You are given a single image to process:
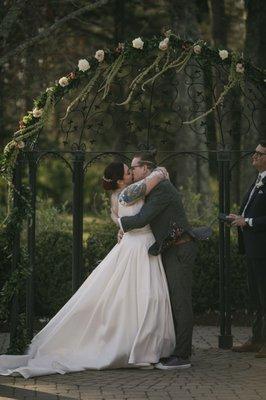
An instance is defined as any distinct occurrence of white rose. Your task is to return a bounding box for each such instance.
[32,107,43,118]
[159,38,169,51]
[16,141,25,149]
[132,37,144,50]
[78,59,90,72]
[219,49,229,60]
[236,63,244,74]
[95,50,105,62]
[193,45,202,55]
[59,77,69,87]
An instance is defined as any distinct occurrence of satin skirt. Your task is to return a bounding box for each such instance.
[0,226,175,378]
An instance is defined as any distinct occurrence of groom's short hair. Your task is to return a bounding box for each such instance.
[133,151,157,170]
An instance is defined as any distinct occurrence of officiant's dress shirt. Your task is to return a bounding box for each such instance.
[242,170,266,226]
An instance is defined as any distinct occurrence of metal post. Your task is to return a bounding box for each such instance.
[224,157,232,342]
[10,154,22,347]
[26,152,37,339]
[72,151,85,292]
[217,147,233,349]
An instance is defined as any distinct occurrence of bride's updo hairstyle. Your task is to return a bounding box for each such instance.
[102,161,124,191]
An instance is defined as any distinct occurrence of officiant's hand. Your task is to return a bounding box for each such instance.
[117,229,124,243]
[229,214,247,228]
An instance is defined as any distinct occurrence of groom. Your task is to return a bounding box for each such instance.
[118,151,197,369]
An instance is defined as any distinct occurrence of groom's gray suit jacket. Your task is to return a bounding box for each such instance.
[121,179,196,359]
[120,180,191,255]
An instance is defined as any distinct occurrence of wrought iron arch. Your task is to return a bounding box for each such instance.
[9,35,266,351]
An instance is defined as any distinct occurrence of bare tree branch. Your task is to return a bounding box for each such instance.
[0,0,109,67]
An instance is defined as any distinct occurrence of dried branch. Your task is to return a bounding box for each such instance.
[0,0,109,67]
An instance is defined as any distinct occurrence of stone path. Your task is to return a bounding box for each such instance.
[0,326,265,400]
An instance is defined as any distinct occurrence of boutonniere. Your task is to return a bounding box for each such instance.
[255,181,264,189]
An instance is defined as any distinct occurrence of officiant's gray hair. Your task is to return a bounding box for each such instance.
[133,150,157,170]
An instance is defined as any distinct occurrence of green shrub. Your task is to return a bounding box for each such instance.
[84,218,117,274]
[0,229,11,287]
[34,230,73,317]
[193,232,248,313]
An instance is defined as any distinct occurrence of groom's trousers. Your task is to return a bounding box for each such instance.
[162,241,197,359]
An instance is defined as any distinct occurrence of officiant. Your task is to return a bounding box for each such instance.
[229,142,266,358]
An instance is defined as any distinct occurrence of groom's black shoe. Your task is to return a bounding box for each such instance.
[155,356,191,370]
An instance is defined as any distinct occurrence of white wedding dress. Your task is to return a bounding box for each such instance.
[0,197,175,378]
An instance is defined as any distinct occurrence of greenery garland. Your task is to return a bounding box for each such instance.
[0,30,265,353]
[1,31,265,178]
[0,184,32,353]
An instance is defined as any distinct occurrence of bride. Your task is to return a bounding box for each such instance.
[0,161,175,378]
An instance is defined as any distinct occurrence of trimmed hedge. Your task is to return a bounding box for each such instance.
[34,230,73,317]
[193,235,248,313]
[0,231,11,287]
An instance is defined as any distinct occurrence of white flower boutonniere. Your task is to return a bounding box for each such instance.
[255,181,264,189]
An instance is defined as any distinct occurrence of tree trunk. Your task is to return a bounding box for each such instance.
[207,0,228,177]
[168,0,201,189]
[113,0,127,152]
[208,0,227,47]
[245,0,266,142]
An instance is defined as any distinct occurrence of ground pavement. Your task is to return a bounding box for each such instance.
[0,326,265,400]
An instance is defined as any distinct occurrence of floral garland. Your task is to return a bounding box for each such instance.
[0,184,32,353]
[1,30,265,180]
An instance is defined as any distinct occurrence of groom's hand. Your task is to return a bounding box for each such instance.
[117,229,124,243]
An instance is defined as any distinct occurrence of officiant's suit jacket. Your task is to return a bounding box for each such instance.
[120,180,191,255]
[238,176,266,258]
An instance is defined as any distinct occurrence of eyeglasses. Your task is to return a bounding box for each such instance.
[130,164,143,171]
[130,160,155,171]
[253,151,266,158]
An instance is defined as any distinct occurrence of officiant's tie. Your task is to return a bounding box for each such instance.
[242,173,262,217]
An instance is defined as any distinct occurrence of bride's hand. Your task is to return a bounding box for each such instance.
[157,167,169,180]
[117,229,124,243]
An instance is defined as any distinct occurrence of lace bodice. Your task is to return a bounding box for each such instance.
[111,190,151,234]
[110,189,144,224]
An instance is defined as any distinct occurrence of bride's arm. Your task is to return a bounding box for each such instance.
[119,167,169,206]
[110,192,120,226]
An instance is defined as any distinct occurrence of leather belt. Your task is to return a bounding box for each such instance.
[174,233,194,246]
